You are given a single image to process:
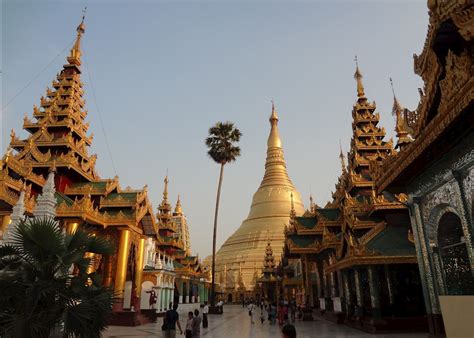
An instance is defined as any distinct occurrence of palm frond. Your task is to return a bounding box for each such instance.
[205,121,242,164]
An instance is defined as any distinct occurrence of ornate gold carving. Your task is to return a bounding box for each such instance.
[439,50,472,114]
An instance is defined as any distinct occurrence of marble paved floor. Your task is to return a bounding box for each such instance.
[103,304,428,338]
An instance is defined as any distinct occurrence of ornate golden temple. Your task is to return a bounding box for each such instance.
[213,103,304,298]
[0,18,210,326]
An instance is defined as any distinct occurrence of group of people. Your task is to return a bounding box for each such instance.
[162,302,209,338]
[245,299,297,337]
[246,298,298,326]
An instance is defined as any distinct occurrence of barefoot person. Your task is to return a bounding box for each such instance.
[162,303,183,338]
[202,301,209,328]
[192,309,202,338]
[247,299,256,324]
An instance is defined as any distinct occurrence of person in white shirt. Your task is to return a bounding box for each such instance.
[202,301,209,328]
[247,300,256,324]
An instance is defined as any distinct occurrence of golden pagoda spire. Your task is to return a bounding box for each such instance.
[390,78,413,149]
[163,175,169,203]
[354,56,366,100]
[339,141,347,175]
[268,100,281,148]
[290,192,296,218]
[174,194,183,215]
[259,101,293,188]
[67,8,86,67]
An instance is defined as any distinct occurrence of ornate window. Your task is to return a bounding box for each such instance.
[437,212,473,295]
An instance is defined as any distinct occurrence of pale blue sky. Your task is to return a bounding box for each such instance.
[1,0,428,258]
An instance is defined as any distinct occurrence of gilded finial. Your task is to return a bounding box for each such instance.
[67,8,86,66]
[339,140,347,174]
[309,194,315,213]
[267,100,282,148]
[390,77,413,149]
[174,194,183,215]
[354,55,366,99]
[390,77,403,116]
[163,175,169,202]
[269,99,278,125]
[290,192,296,218]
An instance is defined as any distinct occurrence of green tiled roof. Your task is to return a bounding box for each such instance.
[295,216,317,229]
[173,261,185,268]
[317,208,340,221]
[288,234,318,248]
[103,192,138,201]
[366,226,415,256]
[55,192,74,206]
[106,209,135,216]
[70,181,108,189]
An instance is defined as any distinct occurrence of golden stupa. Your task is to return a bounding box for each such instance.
[214,103,304,291]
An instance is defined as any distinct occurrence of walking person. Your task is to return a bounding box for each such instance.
[192,309,202,338]
[162,303,183,338]
[202,301,209,328]
[247,300,256,324]
[270,303,277,325]
[185,311,194,338]
[290,299,296,323]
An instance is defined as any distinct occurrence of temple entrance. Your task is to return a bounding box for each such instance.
[227,293,233,303]
[437,212,473,295]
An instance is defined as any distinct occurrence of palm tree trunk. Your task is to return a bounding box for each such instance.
[210,163,225,307]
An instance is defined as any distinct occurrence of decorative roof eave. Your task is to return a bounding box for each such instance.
[368,202,406,216]
[22,120,93,146]
[295,227,323,235]
[325,255,417,273]
[376,81,474,192]
[0,184,36,213]
[286,238,321,254]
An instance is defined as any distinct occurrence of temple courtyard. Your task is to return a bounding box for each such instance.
[103,305,428,338]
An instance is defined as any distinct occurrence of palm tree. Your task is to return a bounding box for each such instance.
[0,217,115,338]
[205,121,242,307]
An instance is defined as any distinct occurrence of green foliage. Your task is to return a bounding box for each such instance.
[205,121,242,165]
[0,217,116,338]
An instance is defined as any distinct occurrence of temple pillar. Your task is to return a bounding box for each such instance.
[452,170,474,266]
[113,229,130,310]
[199,283,204,303]
[409,197,443,335]
[66,221,79,234]
[384,265,394,307]
[160,287,165,311]
[156,287,162,311]
[133,238,145,310]
[342,270,352,316]
[163,287,168,310]
[354,268,363,318]
[337,270,345,313]
[367,266,381,320]
[178,280,183,303]
[103,254,113,287]
[185,281,189,303]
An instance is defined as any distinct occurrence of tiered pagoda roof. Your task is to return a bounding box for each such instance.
[283,62,416,274]
[155,176,205,278]
[0,19,156,234]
